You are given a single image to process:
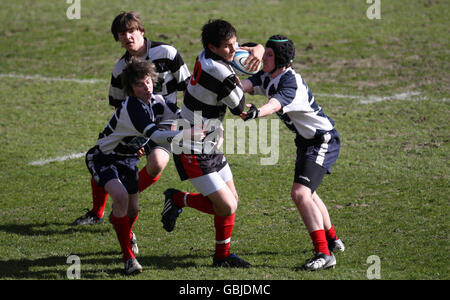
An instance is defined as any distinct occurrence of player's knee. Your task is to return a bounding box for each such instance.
[224,203,237,216]
[291,187,310,206]
[232,192,239,203]
[215,201,237,216]
[145,163,165,178]
[230,201,238,214]
[145,155,168,177]
[146,151,169,177]
[111,192,129,217]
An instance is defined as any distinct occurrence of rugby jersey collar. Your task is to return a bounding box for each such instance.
[204,48,233,65]
[143,38,151,60]
[123,38,151,61]
[129,95,155,106]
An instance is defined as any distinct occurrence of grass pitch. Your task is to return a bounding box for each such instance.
[0,0,448,280]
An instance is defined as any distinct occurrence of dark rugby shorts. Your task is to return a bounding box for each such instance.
[294,130,340,192]
[173,153,228,181]
[85,146,140,194]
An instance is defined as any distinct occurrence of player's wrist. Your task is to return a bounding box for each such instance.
[244,103,259,121]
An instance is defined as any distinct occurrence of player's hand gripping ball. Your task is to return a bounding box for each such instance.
[232,49,262,76]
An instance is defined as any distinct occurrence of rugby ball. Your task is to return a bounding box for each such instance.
[232,49,262,76]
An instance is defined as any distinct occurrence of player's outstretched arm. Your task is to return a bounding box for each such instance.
[240,98,282,121]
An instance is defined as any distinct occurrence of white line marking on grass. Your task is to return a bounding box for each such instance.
[12,72,427,167]
[29,152,86,166]
[359,92,422,104]
[316,91,423,104]
[0,73,108,84]
[3,72,444,104]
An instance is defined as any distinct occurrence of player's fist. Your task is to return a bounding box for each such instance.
[241,103,259,121]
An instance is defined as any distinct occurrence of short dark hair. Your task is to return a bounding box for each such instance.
[121,58,158,96]
[111,11,145,41]
[201,19,236,49]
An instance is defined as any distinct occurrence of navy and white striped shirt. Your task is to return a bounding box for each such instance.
[97,95,178,156]
[249,67,336,143]
[109,38,190,108]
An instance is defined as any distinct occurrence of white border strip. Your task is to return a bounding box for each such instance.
[29,152,86,166]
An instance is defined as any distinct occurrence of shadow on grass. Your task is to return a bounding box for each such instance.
[0,221,110,236]
[0,252,119,279]
[0,221,314,279]
[0,252,214,279]
[0,250,305,279]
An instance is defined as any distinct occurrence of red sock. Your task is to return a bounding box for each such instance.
[111,215,134,262]
[173,192,215,215]
[325,225,338,242]
[214,213,235,260]
[138,168,161,193]
[129,212,139,239]
[310,229,330,256]
[90,178,108,218]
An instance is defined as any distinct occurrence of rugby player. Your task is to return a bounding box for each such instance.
[74,11,190,226]
[240,35,345,271]
[85,58,201,274]
[160,19,264,268]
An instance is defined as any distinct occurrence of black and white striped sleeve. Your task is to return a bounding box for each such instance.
[108,58,128,108]
[220,75,245,115]
[168,51,190,91]
[108,73,126,108]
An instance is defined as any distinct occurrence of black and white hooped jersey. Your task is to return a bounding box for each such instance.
[178,48,245,153]
[248,67,336,143]
[108,38,191,108]
[181,48,245,125]
[96,95,178,156]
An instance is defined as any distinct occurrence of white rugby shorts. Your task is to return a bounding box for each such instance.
[188,163,233,196]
